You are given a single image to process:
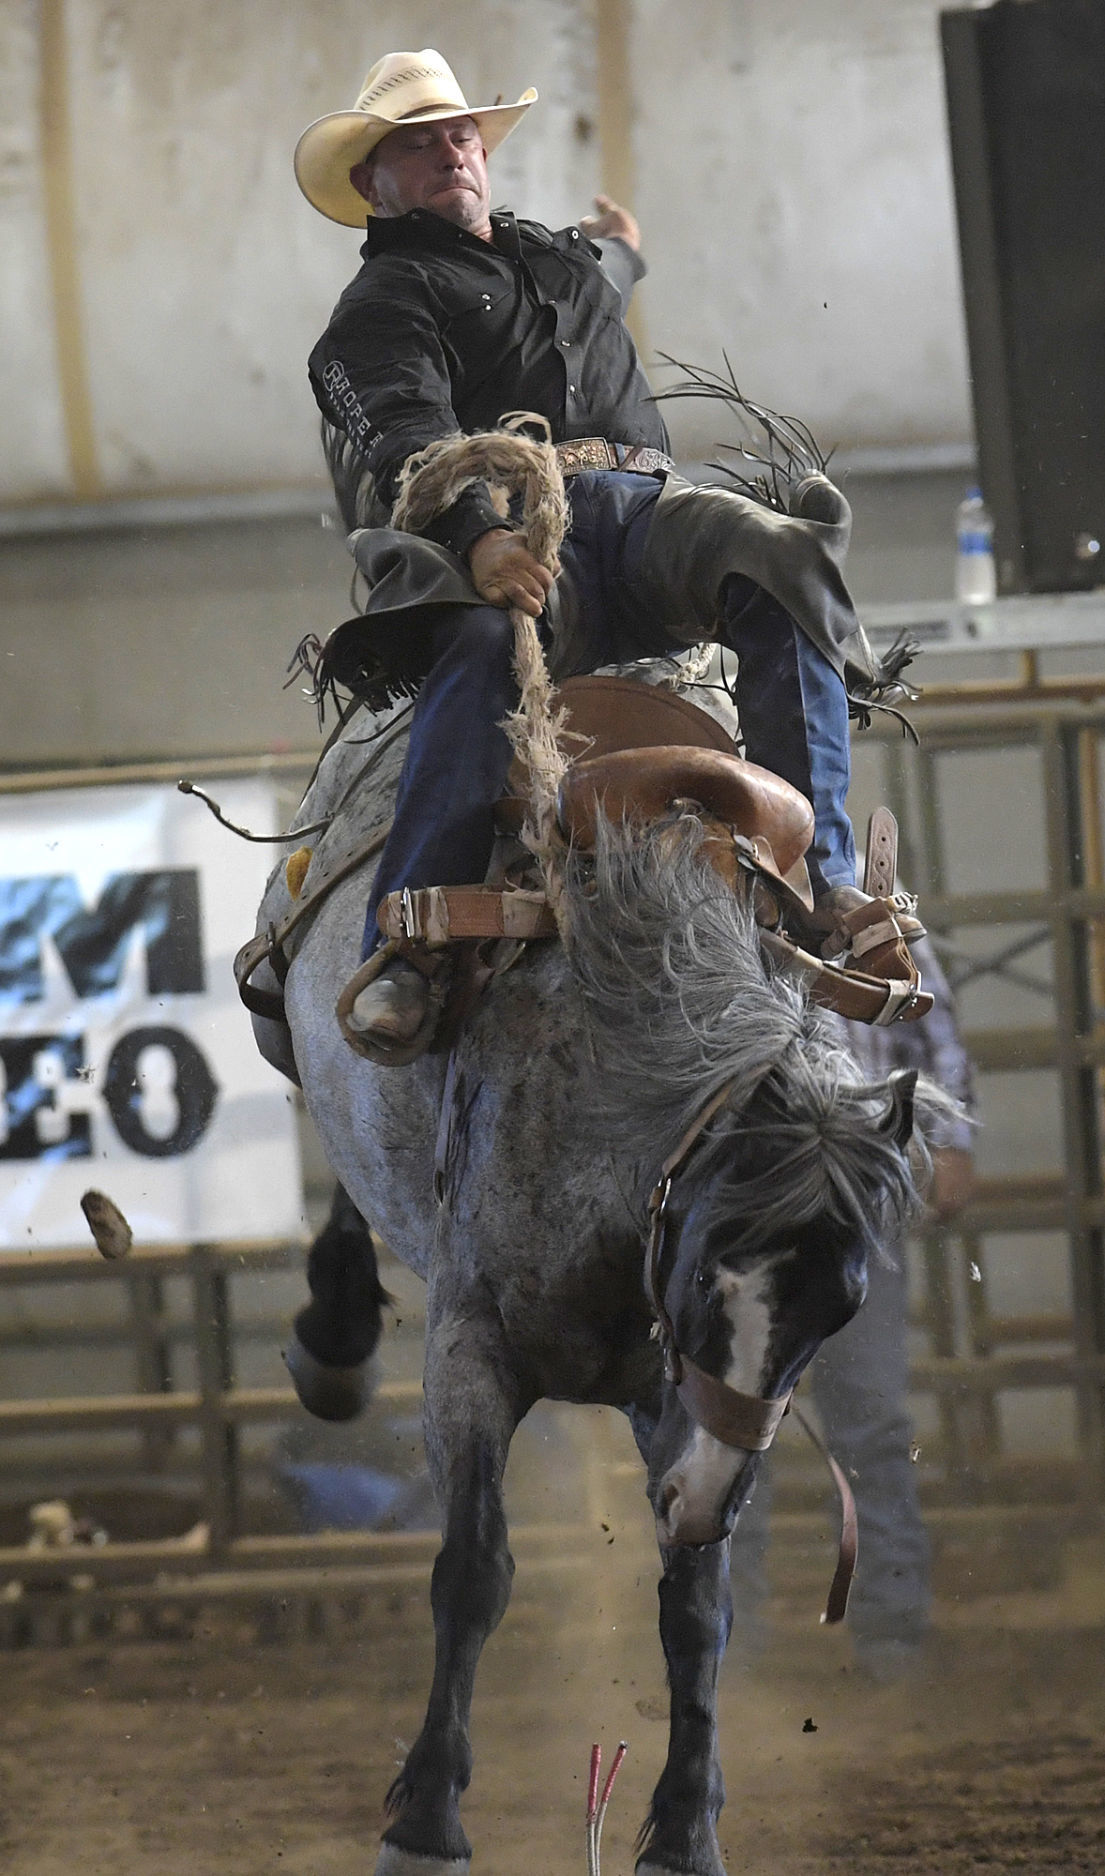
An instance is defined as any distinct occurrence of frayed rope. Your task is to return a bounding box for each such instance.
[390,416,572,925]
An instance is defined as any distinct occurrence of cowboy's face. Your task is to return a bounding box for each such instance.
[352,116,491,233]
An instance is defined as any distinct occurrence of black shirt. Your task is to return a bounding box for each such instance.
[308,208,669,556]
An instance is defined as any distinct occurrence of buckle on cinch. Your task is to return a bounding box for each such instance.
[399,887,418,941]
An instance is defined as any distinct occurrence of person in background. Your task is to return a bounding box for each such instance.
[729,934,976,1681]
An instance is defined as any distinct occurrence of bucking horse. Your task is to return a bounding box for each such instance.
[234,422,952,1876]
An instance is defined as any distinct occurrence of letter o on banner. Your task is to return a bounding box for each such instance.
[103,1025,219,1158]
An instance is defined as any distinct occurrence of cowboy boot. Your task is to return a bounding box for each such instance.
[721,575,926,986]
[810,806,925,983]
[351,957,429,1035]
[336,952,441,1066]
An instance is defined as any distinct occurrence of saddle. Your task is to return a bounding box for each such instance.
[372,675,931,1028]
[237,674,929,1052]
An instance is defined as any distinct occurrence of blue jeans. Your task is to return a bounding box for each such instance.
[362,472,856,957]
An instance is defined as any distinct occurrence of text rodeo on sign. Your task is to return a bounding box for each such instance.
[0,869,218,1163]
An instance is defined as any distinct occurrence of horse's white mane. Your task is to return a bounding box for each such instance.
[561,813,955,1248]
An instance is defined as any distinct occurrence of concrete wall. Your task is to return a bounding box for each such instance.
[2,0,972,508]
[632,0,971,455]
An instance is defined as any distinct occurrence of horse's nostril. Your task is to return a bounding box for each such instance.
[657,1479,682,1523]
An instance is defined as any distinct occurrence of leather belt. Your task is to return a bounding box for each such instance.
[555,438,674,478]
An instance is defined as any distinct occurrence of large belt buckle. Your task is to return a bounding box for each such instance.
[556,437,615,476]
[621,446,669,476]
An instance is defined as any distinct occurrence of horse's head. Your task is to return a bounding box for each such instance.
[647,1065,921,1549]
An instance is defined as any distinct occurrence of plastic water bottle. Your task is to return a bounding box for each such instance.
[955,485,997,603]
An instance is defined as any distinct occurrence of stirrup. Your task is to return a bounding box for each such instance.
[335,942,449,1067]
[760,928,933,1026]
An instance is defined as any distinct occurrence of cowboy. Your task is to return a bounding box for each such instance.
[294,49,922,1059]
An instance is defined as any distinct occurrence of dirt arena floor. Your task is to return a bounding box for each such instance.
[4,1522,1105,1876]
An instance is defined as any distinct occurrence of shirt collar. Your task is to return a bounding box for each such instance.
[360,207,521,261]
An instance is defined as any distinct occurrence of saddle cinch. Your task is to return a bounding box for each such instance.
[372,675,932,1028]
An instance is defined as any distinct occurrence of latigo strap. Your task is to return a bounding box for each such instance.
[376,884,558,947]
[864,802,899,898]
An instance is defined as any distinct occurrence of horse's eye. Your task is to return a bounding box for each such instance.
[695,1267,712,1291]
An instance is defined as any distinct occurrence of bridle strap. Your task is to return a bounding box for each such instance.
[675,1357,791,1452]
[644,1081,734,1330]
[657,1080,737,1188]
[644,1079,794,1451]
[792,1403,858,1626]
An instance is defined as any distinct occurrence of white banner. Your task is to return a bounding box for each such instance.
[0,777,305,1251]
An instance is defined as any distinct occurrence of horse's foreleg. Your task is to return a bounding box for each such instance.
[378,1308,526,1876]
[637,1539,733,1876]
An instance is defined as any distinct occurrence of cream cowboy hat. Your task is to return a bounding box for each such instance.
[295,49,538,227]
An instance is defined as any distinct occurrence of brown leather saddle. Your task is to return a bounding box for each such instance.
[238,673,930,1039]
[377,674,931,1027]
[547,677,816,911]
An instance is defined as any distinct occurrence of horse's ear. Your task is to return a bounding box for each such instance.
[880,1067,918,1149]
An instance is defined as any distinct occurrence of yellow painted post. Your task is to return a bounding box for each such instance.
[39,0,101,500]
[1077,726,1105,1073]
[595,0,650,361]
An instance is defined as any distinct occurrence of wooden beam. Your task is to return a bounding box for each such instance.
[39,0,101,497]
[0,750,317,798]
[595,0,650,359]
[0,1380,419,1436]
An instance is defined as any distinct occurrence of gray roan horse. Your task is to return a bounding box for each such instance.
[247,692,947,1876]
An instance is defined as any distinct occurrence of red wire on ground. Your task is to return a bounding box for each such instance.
[586,1738,629,1876]
[586,1744,602,1876]
[599,1741,627,1811]
[587,1743,602,1824]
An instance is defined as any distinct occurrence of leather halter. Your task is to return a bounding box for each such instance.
[643,1081,858,1624]
[644,1082,793,1453]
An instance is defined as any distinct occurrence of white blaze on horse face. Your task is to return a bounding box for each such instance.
[715,1260,778,1395]
[655,1261,777,1547]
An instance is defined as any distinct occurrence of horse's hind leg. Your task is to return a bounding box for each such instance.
[377,1298,526,1876]
[637,1539,733,1876]
[284,1183,388,1421]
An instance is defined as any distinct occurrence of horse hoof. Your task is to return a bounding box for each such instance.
[637,1866,722,1876]
[283,1333,375,1421]
[374,1850,470,1876]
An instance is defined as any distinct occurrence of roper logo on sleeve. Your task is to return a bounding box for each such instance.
[321,359,378,449]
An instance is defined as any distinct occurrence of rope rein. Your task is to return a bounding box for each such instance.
[390,418,572,922]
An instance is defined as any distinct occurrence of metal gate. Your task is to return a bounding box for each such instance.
[2,691,1105,1631]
